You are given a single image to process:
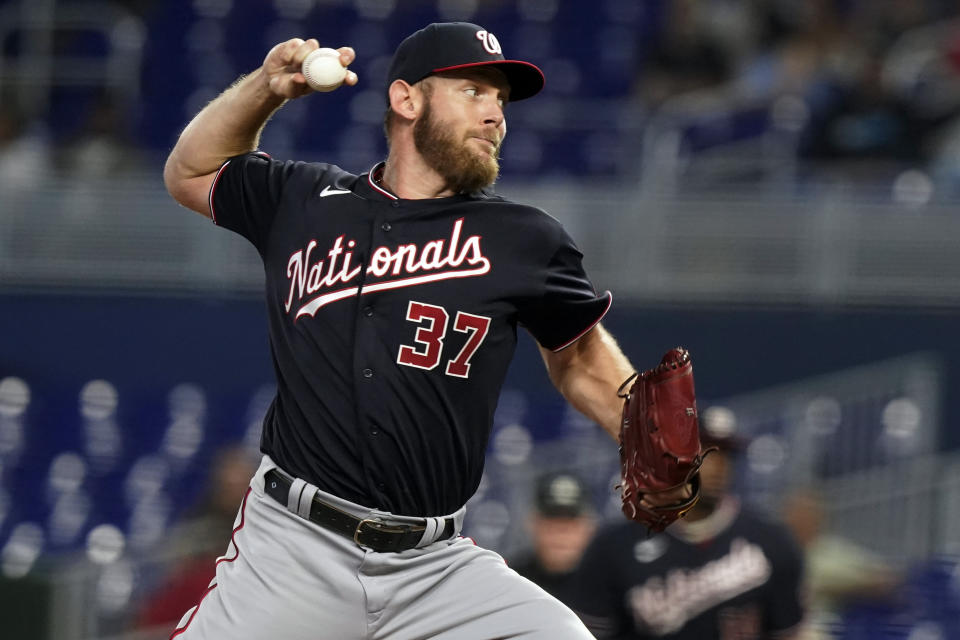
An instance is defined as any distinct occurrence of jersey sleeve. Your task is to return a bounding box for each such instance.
[518,233,612,352]
[208,151,294,254]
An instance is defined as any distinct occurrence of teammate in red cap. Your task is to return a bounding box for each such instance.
[163,22,692,639]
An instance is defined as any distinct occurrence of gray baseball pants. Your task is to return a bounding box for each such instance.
[170,455,593,639]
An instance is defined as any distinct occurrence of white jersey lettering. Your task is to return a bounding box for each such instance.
[286,219,491,319]
[626,538,773,635]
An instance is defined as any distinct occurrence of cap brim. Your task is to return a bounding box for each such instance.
[538,506,588,518]
[432,60,545,101]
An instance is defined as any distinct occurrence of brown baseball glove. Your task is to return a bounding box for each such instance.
[617,347,714,533]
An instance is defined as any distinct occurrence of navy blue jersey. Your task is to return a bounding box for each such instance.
[511,556,582,607]
[571,499,804,639]
[209,152,611,516]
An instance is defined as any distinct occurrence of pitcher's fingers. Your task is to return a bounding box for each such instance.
[337,46,356,66]
[344,70,359,86]
[291,38,320,66]
[278,38,306,64]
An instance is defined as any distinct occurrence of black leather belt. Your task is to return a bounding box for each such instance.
[263,469,455,553]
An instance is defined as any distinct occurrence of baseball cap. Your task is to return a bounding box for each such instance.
[533,471,592,518]
[386,22,545,102]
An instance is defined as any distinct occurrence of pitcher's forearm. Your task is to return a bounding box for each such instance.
[563,376,624,441]
[165,68,286,182]
[540,325,634,441]
[164,39,355,215]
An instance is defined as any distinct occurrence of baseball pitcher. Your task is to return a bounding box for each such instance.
[162,22,702,640]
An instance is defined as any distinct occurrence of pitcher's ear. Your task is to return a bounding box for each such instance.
[388,79,421,122]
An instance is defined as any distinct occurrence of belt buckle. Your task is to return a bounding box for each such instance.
[353,518,401,546]
[353,518,422,550]
[354,518,378,545]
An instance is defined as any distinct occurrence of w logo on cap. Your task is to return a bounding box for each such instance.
[475,30,502,55]
[387,22,544,101]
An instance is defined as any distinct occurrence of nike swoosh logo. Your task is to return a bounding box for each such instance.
[319,185,352,198]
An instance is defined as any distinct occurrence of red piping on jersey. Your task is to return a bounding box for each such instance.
[368,163,398,200]
[208,160,232,223]
[215,486,251,566]
[552,291,613,352]
[169,487,252,638]
[168,584,217,640]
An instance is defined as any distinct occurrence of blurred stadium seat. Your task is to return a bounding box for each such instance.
[1,0,669,177]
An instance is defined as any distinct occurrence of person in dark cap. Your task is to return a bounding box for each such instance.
[571,407,806,639]
[162,19,694,640]
[511,471,598,605]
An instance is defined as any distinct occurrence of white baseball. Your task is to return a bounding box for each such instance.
[302,47,347,92]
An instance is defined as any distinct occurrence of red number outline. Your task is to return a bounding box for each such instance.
[445,312,492,378]
[396,301,449,370]
[396,302,492,378]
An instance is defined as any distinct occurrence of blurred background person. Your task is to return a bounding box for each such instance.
[133,445,257,637]
[637,0,734,107]
[510,470,598,607]
[0,101,51,190]
[782,488,902,640]
[58,89,144,179]
[570,409,804,639]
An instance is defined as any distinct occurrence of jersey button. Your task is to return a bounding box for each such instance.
[391,201,399,208]
[381,222,392,231]
[362,368,373,378]
[363,306,374,317]
[370,427,379,436]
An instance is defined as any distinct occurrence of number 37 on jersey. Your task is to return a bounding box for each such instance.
[396,300,491,379]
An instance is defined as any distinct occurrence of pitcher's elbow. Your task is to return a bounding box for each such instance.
[163,156,189,206]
